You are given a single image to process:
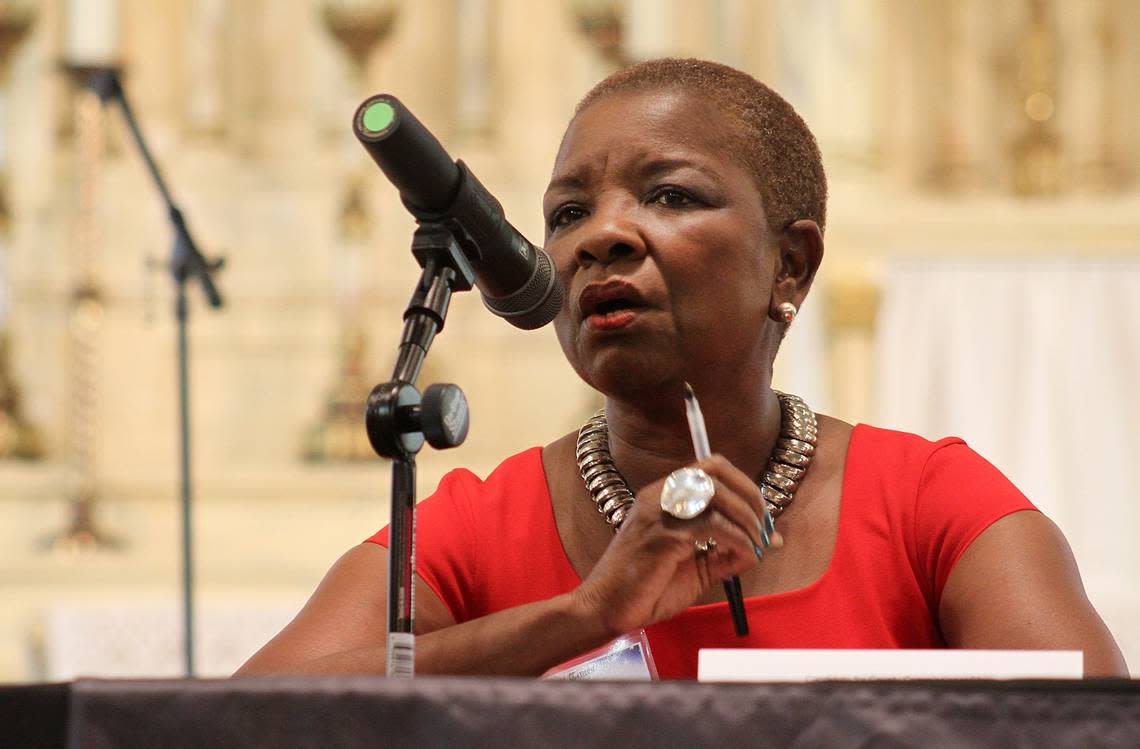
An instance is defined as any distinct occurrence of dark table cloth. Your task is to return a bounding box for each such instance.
[2,676,1137,748]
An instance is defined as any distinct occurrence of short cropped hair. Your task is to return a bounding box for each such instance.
[576,58,827,234]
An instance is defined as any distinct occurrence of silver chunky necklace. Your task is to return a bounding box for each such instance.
[575,392,817,532]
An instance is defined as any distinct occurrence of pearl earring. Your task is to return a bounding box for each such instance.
[776,302,798,323]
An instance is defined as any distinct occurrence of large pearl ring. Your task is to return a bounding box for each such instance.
[660,467,715,520]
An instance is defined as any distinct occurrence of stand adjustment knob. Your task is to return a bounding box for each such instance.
[420,383,469,449]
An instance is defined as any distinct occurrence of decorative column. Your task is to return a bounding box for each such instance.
[907,1,976,192]
[711,0,749,70]
[622,0,670,63]
[0,2,42,460]
[1058,0,1120,191]
[303,1,397,462]
[186,0,228,138]
[779,0,880,169]
[929,0,988,191]
[455,0,496,136]
[824,278,881,426]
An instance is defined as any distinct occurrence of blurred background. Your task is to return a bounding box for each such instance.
[0,0,1136,682]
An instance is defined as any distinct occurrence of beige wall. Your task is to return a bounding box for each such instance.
[0,0,1136,680]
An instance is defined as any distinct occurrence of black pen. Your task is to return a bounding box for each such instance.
[683,383,749,637]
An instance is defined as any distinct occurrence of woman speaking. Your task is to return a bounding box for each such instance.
[238,59,1126,679]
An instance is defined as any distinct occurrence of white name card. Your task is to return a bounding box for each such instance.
[698,649,1083,682]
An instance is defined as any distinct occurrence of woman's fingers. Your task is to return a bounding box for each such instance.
[672,455,771,555]
[692,509,762,575]
[705,478,767,557]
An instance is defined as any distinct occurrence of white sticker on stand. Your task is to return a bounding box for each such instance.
[387,632,415,678]
[544,630,658,681]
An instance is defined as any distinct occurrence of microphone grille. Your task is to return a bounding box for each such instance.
[481,250,565,330]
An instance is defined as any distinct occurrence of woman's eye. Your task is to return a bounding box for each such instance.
[548,205,586,230]
[650,188,694,207]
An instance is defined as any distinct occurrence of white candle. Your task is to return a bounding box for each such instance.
[65,0,119,65]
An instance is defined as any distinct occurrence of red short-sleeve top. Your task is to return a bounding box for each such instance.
[368,424,1037,679]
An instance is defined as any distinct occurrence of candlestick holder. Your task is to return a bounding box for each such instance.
[321,0,398,81]
[43,86,122,552]
[571,0,628,68]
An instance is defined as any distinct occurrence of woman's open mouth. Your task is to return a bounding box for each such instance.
[587,302,640,330]
[578,281,649,331]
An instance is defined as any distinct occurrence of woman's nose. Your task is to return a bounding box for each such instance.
[573,202,646,268]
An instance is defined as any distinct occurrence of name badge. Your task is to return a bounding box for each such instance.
[544,630,658,680]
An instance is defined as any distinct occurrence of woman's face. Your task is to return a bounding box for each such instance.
[543,88,781,397]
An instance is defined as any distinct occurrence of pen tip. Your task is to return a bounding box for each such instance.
[683,381,695,400]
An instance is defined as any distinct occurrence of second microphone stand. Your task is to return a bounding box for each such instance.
[85,68,224,677]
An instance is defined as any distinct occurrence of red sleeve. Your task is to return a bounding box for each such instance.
[914,441,1038,609]
[365,468,482,623]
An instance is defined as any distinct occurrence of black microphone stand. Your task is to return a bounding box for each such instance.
[365,224,474,677]
[83,68,224,677]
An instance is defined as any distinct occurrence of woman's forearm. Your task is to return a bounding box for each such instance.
[238,589,614,677]
[416,589,614,676]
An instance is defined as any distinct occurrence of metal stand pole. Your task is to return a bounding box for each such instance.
[385,458,416,675]
[176,282,195,676]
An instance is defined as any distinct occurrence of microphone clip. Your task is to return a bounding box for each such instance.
[410,223,476,293]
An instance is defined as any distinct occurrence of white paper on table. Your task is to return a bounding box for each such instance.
[698,649,1083,682]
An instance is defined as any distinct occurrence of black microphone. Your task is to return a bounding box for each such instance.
[352,94,564,330]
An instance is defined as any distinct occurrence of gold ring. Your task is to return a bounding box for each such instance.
[694,537,718,553]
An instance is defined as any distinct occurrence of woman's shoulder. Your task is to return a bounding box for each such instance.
[845,422,1028,495]
[843,422,974,483]
[369,447,548,545]
[851,422,966,454]
[434,445,547,501]
[836,421,1036,608]
[804,416,966,489]
[839,420,1035,528]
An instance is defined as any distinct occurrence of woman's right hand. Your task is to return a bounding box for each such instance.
[572,454,777,637]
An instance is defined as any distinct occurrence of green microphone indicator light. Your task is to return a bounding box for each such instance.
[360,100,396,135]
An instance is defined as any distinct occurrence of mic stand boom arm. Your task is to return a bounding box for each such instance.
[86,69,224,307]
[365,224,474,677]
